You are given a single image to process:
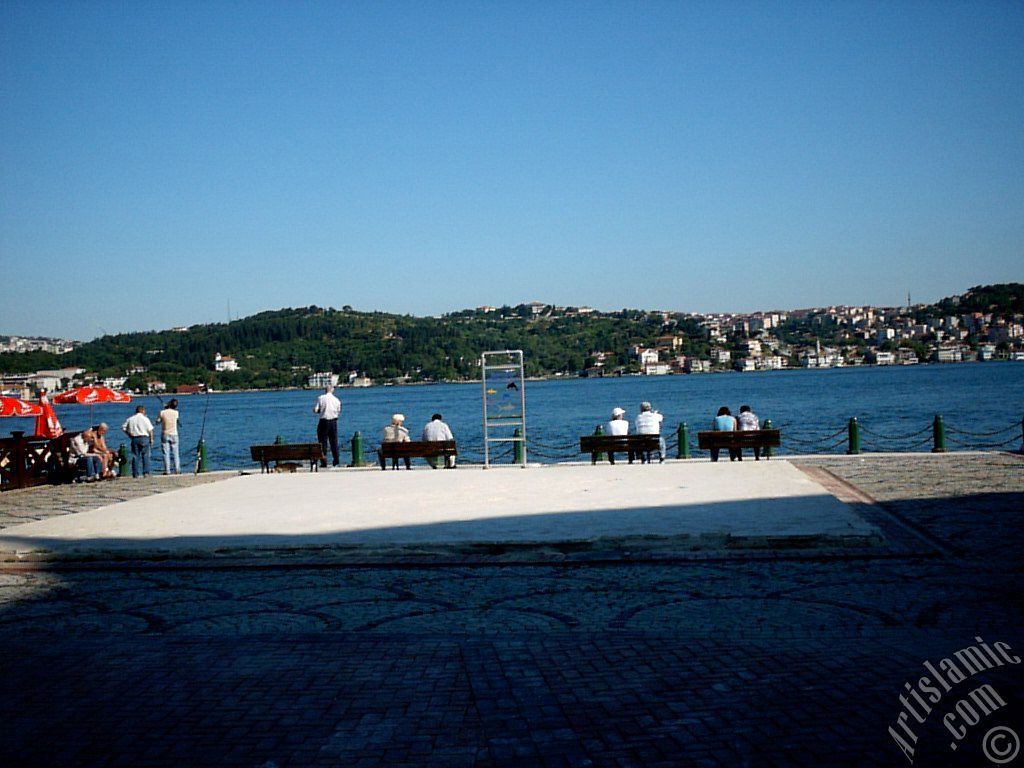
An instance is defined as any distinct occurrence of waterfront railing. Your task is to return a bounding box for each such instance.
[347,414,1024,466]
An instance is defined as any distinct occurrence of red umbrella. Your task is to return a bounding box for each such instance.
[54,386,132,405]
[0,396,43,418]
[34,393,64,438]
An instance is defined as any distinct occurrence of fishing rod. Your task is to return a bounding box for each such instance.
[193,383,211,474]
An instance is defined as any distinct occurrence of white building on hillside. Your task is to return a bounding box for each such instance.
[214,353,239,372]
[308,372,339,388]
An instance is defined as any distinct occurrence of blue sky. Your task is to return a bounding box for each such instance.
[2,1,1022,339]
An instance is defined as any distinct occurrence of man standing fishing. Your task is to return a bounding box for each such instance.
[313,384,342,467]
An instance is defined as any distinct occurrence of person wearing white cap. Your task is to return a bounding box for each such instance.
[380,413,411,469]
[603,407,630,464]
[607,407,629,436]
[634,401,665,463]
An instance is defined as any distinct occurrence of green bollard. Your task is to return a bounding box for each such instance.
[196,439,208,473]
[117,444,129,477]
[847,417,861,455]
[349,431,365,467]
[677,422,690,459]
[763,419,774,460]
[274,435,284,445]
[592,424,605,464]
[932,414,946,453]
[1020,415,1024,454]
[513,428,525,464]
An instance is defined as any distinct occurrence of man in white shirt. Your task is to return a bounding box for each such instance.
[313,385,342,467]
[422,413,456,468]
[70,428,103,481]
[121,406,155,478]
[604,407,629,464]
[606,407,629,436]
[634,401,665,464]
[737,404,761,461]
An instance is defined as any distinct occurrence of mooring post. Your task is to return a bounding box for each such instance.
[350,431,365,467]
[117,444,129,477]
[513,427,525,464]
[274,434,284,445]
[763,419,774,459]
[593,424,605,464]
[196,439,208,473]
[677,422,690,459]
[932,414,946,453]
[847,417,860,455]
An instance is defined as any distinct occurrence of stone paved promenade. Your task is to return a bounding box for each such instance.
[0,454,1021,767]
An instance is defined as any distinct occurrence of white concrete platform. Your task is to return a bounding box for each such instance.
[0,461,880,557]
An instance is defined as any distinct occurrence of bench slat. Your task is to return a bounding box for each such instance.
[379,441,457,459]
[696,430,781,449]
[579,435,661,451]
[249,443,324,473]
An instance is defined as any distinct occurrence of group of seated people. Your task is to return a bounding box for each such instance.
[380,412,456,469]
[604,401,667,464]
[711,405,762,461]
[68,423,118,481]
[603,401,764,463]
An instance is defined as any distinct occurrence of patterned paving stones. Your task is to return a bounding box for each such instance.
[0,454,1021,767]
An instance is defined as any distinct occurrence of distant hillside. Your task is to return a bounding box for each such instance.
[0,305,706,389]
[930,283,1024,315]
[2,283,1020,389]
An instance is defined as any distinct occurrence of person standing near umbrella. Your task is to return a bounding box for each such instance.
[156,399,181,474]
[122,405,155,478]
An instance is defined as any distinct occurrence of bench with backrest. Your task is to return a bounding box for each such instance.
[1,431,79,490]
[697,429,780,459]
[49,431,86,483]
[249,443,325,473]
[378,440,457,469]
[579,434,662,465]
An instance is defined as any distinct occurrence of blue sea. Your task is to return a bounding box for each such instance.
[6,363,1024,470]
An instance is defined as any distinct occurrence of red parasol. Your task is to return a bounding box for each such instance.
[0,396,44,418]
[54,387,133,405]
[34,393,64,438]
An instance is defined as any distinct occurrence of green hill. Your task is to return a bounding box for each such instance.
[0,305,706,390]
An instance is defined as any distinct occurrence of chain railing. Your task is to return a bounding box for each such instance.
[257,414,1023,473]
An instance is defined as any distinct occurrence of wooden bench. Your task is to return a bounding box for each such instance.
[697,429,780,460]
[1,431,77,490]
[249,443,324,473]
[378,440,458,469]
[579,434,662,464]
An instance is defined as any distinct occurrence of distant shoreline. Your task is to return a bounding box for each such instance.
[155,358,1020,397]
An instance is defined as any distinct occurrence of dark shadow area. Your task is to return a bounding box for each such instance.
[0,491,1020,767]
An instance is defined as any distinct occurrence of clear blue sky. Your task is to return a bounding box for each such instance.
[2,1,1022,339]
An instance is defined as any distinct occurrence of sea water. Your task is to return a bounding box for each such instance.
[6,363,1023,470]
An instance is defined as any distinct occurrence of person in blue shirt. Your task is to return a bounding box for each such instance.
[711,406,739,462]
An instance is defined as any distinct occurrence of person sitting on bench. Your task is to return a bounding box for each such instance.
[711,406,740,462]
[422,413,456,468]
[381,413,411,469]
[634,401,664,464]
[70,428,104,482]
[737,404,761,461]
